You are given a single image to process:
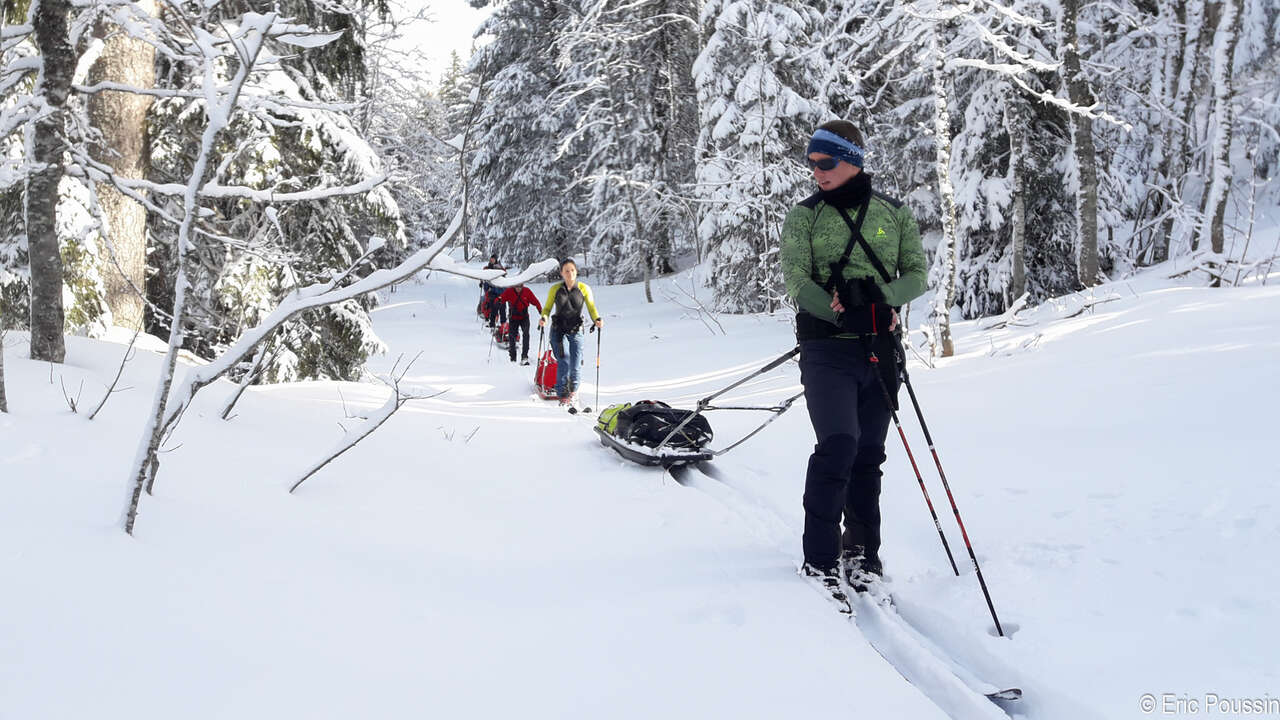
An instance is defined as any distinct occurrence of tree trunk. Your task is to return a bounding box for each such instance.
[26,0,74,363]
[930,6,959,357]
[1005,91,1027,302]
[1197,0,1242,270]
[1146,0,1179,265]
[1061,0,1100,288]
[0,334,7,413]
[88,0,157,331]
[1159,0,1206,260]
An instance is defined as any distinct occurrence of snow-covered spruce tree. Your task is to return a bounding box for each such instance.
[438,50,486,262]
[695,0,823,313]
[144,1,404,382]
[439,51,476,134]
[468,0,591,270]
[942,0,1081,317]
[555,0,698,298]
[1235,0,1280,209]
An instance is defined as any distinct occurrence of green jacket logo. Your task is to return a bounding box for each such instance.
[876,227,887,237]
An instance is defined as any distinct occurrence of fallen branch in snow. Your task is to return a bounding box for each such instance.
[987,332,1044,357]
[1061,294,1123,319]
[289,353,440,494]
[977,292,1032,330]
[87,329,139,421]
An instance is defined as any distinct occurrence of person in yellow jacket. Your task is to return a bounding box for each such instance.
[538,258,602,404]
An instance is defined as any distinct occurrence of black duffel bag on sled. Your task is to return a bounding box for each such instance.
[598,400,713,451]
[594,400,716,467]
[591,348,806,468]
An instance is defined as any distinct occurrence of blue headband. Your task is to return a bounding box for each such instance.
[806,128,864,168]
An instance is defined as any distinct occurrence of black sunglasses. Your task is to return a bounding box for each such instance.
[806,156,840,171]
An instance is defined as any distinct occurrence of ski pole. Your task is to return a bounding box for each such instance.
[896,342,1005,637]
[863,340,960,579]
[594,325,601,411]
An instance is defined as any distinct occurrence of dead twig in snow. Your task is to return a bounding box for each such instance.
[60,376,84,413]
[288,353,442,494]
[88,329,140,420]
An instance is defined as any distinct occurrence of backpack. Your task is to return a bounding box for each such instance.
[596,400,713,451]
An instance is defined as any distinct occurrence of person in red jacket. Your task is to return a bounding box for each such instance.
[497,282,543,364]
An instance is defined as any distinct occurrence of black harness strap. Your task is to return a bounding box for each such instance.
[822,200,871,292]
[835,204,895,285]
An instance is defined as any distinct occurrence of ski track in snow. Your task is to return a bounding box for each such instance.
[3,255,1279,719]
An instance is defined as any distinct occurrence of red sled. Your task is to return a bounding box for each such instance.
[534,350,558,399]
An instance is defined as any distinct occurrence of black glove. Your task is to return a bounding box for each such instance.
[856,277,886,304]
[833,275,885,307]
[837,303,895,335]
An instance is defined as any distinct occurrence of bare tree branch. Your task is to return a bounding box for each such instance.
[88,329,140,421]
[289,353,441,493]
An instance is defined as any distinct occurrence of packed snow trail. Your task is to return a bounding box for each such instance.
[3,262,1278,719]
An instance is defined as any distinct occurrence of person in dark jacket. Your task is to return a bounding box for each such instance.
[480,254,507,328]
[498,282,543,364]
[538,258,602,404]
[779,120,928,595]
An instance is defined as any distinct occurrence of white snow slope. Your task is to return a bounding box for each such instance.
[2,260,1278,719]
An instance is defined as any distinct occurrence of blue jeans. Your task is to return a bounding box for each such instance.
[549,327,583,396]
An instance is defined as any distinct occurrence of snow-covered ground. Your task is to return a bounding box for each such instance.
[3,257,1278,719]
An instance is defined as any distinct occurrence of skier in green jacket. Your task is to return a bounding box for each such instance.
[779,120,928,600]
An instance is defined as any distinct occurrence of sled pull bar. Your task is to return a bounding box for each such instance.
[709,390,805,457]
[654,346,801,456]
[692,346,800,411]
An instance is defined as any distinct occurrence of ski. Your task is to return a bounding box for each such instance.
[798,565,853,616]
[853,593,1023,705]
[687,461,1021,705]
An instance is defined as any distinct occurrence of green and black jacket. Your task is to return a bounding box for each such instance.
[779,172,928,337]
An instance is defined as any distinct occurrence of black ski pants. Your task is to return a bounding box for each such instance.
[486,289,506,327]
[799,337,897,569]
[508,315,531,360]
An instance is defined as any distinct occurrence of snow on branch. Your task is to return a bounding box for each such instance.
[977,292,1032,330]
[949,57,1132,129]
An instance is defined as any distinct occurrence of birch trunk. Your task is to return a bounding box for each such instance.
[0,334,7,413]
[124,18,274,535]
[88,0,157,331]
[1147,0,1178,264]
[1005,92,1027,302]
[1197,0,1242,267]
[26,0,74,363]
[1062,0,1100,288]
[1159,0,1207,260]
[930,5,959,357]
